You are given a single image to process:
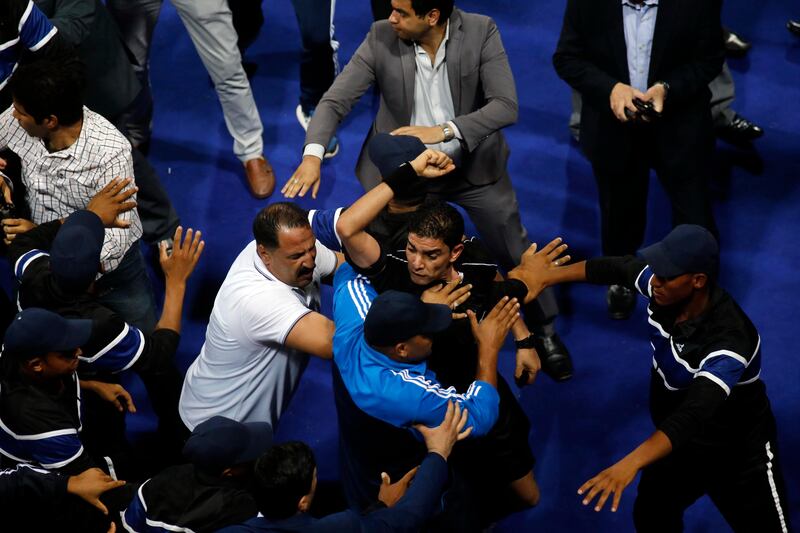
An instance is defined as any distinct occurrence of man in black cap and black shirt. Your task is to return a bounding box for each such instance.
[121,415,270,532]
[7,178,205,468]
[520,224,790,532]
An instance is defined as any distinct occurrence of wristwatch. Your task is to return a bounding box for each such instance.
[515,334,537,349]
[440,123,455,142]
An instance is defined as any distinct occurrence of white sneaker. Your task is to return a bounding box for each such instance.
[295,104,339,159]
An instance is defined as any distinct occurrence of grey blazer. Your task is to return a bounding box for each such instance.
[306,8,519,189]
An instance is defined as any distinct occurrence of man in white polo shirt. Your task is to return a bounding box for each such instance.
[179,202,341,430]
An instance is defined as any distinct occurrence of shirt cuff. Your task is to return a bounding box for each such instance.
[303,144,326,160]
[447,121,463,141]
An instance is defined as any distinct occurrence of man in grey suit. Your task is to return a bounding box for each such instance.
[283,0,573,381]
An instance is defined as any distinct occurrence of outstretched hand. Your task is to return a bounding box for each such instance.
[577,456,639,513]
[507,238,570,303]
[87,178,138,228]
[159,226,205,283]
[67,468,126,515]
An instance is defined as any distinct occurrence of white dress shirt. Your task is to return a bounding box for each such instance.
[304,22,462,164]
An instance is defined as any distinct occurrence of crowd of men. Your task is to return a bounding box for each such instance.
[0,0,792,532]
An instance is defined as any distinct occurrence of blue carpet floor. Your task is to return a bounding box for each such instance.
[126,0,800,530]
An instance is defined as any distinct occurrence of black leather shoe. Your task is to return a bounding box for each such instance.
[716,114,764,145]
[724,30,751,57]
[607,284,636,320]
[788,20,800,37]
[533,334,573,382]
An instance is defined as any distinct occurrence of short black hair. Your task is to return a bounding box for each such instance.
[411,0,454,25]
[253,442,316,520]
[252,202,310,249]
[9,59,87,126]
[407,200,464,250]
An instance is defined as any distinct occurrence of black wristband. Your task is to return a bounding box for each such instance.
[515,334,536,349]
[382,162,423,197]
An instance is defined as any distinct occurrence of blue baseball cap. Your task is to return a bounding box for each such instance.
[183,416,273,474]
[638,224,719,278]
[364,290,452,347]
[368,133,427,178]
[2,308,92,360]
[50,210,105,292]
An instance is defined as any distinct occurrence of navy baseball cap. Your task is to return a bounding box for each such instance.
[183,416,273,474]
[50,210,105,292]
[638,224,719,278]
[2,308,92,361]
[368,133,427,178]
[364,290,452,347]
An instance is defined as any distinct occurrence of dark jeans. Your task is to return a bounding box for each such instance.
[226,0,337,113]
[591,125,717,256]
[95,243,157,333]
[289,0,338,112]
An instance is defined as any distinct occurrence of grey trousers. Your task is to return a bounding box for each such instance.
[107,0,264,162]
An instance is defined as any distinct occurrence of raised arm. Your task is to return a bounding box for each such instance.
[336,150,454,268]
[155,226,204,333]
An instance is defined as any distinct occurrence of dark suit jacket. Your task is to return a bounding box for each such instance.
[553,0,724,166]
[35,0,140,120]
[306,8,518,189]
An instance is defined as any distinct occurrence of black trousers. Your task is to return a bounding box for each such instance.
[633,439,791,532]
[591,125,717,256]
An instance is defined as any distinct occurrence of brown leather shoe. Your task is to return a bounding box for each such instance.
[244,156,275,199]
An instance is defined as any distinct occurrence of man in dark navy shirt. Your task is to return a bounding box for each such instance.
[524,224,790,532]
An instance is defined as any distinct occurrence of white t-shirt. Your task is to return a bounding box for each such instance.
[179,239,337,430]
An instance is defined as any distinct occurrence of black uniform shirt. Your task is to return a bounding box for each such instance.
[586,256,775,450]
[9,220,180,376]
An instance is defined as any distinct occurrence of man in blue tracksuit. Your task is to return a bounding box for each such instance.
[330,260,522,527]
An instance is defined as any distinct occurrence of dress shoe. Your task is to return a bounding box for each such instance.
[716,114,764,145]
[533,333,573,382]
[724,30,751,57]
[607,284,636,320]
[244,156,276,199]
[788,20,800,37]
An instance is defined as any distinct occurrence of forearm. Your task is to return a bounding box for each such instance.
[336,184,394,240]
[155,280,187,333]
[620,430,672,472]
[544,261,587,287]
[475,345,498,387]
[506,260,587,303]
[511,319,531,342]
[657,377,727,450]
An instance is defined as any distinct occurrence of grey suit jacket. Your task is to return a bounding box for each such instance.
[306,8,518,189]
